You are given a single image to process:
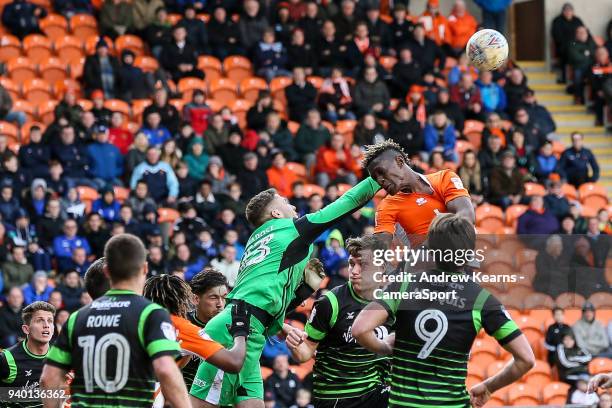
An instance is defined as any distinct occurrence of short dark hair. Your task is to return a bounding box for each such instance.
[104,234,147,282]
[84,257,110,299]
[362,139,409,170]
[245,188,277,227]
[189,267,229,295]
[346,235,386,258]
[22,301,56,325]
[427,214,475,271]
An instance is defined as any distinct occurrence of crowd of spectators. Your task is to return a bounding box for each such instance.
[0,0,609,406]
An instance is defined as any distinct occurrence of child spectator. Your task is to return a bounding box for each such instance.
[570,379,600,405]
[545,307,573,365]
[555,331,592,385]
[183,90,213,136]
[424,111,457,162]
[255,28,290,82]
[320,229,348,276]
[141,111,171,147]
[92,186,121,222]
[289,389,314,408]
[534,141,558,182]
[318,67,356,124]
[108,111,134,155]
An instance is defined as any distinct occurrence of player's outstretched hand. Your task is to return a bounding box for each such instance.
[229,300,251,338]
[588,373,612,392]
[285,327,307,350]
[469,382,491,408]
[304,258,325,290]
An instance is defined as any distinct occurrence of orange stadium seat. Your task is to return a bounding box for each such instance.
[76,99,93,112]
[475,204,505,232]
[470,339,499,367]
[524,359,552,385]
[0,34,22,62]
[158,207,180,224]
[69,58,85,82]
[229,98,253,128]
[166,13,182,25]
[113,186,130,203]
[588,292,612,309]
[208,78,238,106]
[13,100,36,123]
[54,78,82,98]
[22,78,52,105]
[523,293,555,310]
[23,34,52,64]
[303,183,325,198]
[496,235,523,255]
[306,76,323,89]
[507,383,541,406]
[504,204,527,227]
[240,77,267,103]
[104,99,131,118]
[36,100,59,124]
[379,55,397,72]
[85,35,113,55]
[287,120,300,134]
[561,183,578,201]
[482,248,515,273]
[551,140,565,158]
[336,120,356,145]
[590,357,612,375]
[76,185,99,202]
[178,77,207,101]
[555,292,585,309]
[7,57,37,82]
[0,121,19,142]
[39,56,68,83]
[578,182,609,209]
[134,56,159,73]
[463,120,485,149]
[53,35,84,63]
[524,182,546,196]
[269,76,292,104]
[0,77,20,100]
[223,55,253,83]
[467,361,487,381]
[131,99,152,122]
[204,99,222,112]
[542,382,570,405]
[168,99,185,113]
[115,34,144,56]
[197,55,222,82]
[70,14,98,38]
[261,366,273,380]
[40,14,68,39]
[486,360,508,378]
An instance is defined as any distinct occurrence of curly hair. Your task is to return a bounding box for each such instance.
[362,139,410,169]
[144,275,193,318]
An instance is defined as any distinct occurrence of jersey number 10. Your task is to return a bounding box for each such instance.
[414,309,449,359]
[78,334,131,393]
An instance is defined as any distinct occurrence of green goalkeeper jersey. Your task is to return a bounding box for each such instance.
[227,177,380,333]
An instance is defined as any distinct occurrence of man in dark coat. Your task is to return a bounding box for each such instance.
[551,3,584,83]
[160,24,205,82]
[285,67,317,122]
[83,38,121,99]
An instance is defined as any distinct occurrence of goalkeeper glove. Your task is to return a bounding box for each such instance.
[229,300,251,338]
[304,258,325,291]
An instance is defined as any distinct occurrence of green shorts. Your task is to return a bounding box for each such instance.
[190,304,267,406]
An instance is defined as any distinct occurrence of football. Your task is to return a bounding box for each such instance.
[466,29,509,71]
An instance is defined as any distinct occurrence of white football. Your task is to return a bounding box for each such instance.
[466,29,509,71]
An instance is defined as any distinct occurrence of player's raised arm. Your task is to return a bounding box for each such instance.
[352,302,394,356]
[446,195,475,223]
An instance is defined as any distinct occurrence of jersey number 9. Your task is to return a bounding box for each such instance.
[415,309,448,359]
[78,334,131,393]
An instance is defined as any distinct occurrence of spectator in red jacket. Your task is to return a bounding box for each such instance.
[266,150,298,198]
[446,0,477,57]
[108,111,133,155]
[418,0,450,47]
[450,72,483,120]
[183,90,213,136]
[314,133,360,188]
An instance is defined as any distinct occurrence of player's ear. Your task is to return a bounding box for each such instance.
[191,293,199,306]
[142,261,149,277]
[270,208,282,219]
[22,324,30,336]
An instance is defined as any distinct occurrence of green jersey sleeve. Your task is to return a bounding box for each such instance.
[140,305,181,359]
[0,351,10,382]
[480,292,522,346]
[46,311,78,370]
[374,279,409,321]
[305,292,338,342]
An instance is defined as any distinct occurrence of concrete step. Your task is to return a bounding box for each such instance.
[548,105,588,113]
[552,113,597,128]
[556,126,607,135]
[537,93,574,105]
[531,83,566,92]
[518,61,547,73]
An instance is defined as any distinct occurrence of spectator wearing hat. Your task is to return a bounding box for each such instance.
[183,90,213,136]
[204,156,232,194]
[239,0,269,50]
[558,131,599,187]
[388,103,423,157]
[476,70,507,114]
[22,271,53,305]
[474,0,511,33]
[2,245,34,290]
[446,0,477,58]
[184,138,209,181]
[19,126,50,180]
[1,0,47,39]
[207,5,244,60]
[179,5,209,55]
[87,125,124,189]
[83,37,121,99]
[285,67,317,123]
[574,302,610,357]
[118,50,153,102]
[130,146,179,203]
[488,150,524,209]
[534,141,559,183]
[21,179,48,224]
[161,24,205,82]
[90,90,113,127]
[552,3,585,83]
[424,110,457,162]
[522,88,556,137]
[517,195,560,236]
[100,0,134,39]
[238,152,269,200]
[144,6,172,58]
[8,208,37,247]
[408,23,445,75]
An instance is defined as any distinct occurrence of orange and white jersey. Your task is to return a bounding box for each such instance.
[153,315,224,407]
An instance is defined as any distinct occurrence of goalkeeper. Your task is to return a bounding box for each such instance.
[190,177,381,408]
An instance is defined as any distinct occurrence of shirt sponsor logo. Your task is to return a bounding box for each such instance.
[416,197,427,206]
[161,322,177,341]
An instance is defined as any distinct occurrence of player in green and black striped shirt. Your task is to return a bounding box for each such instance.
[353,214,535,408]
[41,234,191,408]
[285,235,392,408]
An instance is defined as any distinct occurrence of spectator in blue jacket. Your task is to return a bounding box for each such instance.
[476,70,507,114]
[52,125,93,187]
[544,180,571,220]
[517,195,560,235]
[424,111,457,162]
[19,125,50,179]
[1,0,47,39]
[320,229,348,276]
[0,184,20,225]
[474,0,511,33]
[140,111,171,147]
[87,125,124,189]
[60,247,91,276]
[254,28,290,82]
[558,132,600,187]
[522,89,556,136]
[535,141,558,182]
[91,186,121,222]
[22,271,54,305]
[130,146,179,204]
[52,0,91,17]
[52,218,91,271]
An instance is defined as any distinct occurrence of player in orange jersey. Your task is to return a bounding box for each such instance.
[363,140,475,244]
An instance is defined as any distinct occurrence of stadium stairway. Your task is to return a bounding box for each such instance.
[518,61,612,196]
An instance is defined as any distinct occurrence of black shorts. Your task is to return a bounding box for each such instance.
[313,385,389,408]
